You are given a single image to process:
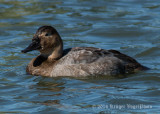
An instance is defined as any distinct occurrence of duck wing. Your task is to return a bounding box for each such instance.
[68,47,112,64]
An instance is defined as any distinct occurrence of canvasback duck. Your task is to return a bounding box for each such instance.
[22,26,148,77]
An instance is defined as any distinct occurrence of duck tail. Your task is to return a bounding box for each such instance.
[138,65,150,71]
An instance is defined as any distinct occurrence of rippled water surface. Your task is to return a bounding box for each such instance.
[0,0,160,113]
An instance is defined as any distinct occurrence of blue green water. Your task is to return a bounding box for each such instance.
[0,0,160,113]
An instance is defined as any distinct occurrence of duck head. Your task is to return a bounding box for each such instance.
[22,26,63,60]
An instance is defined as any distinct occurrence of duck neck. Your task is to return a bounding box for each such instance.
[48,43,63,61]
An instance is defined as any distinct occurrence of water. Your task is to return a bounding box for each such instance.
[0,0,160,113]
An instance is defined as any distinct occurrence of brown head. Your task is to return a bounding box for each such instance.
[22,26,63,60]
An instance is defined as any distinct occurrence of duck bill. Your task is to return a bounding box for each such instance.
[21,40,41,53]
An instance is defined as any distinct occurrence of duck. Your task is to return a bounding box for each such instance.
[21,25,148,77]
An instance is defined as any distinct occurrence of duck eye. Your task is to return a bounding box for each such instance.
[45,33,49,36]
[45,33,51,36]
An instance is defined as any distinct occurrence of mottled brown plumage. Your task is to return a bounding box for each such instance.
[22,26,148,77]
